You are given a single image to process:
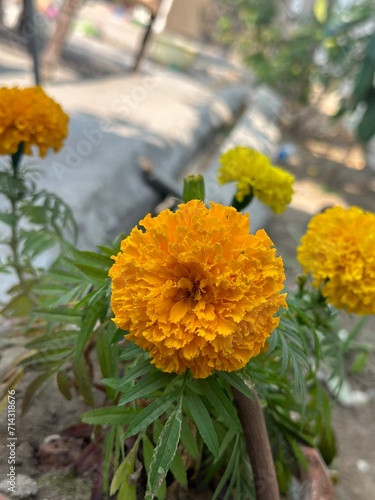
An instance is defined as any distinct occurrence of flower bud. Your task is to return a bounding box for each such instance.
[183,175,205,203]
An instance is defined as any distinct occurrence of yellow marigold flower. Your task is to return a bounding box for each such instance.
[0,86,68,157]
[218,146,294,214]
[297,206,375,315]
[109,200,287,378]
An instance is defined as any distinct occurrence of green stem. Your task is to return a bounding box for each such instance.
[231,186,254,211]
[342,316,368,352]
[8,144,38,307]
[11,142,24,175]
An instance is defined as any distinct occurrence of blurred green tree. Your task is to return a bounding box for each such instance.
[217,0,375,142]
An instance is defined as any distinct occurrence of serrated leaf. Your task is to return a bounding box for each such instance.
[146,401,182,499]
[0,213,16,225]
[185,389,219,458]
[34,307,81,325]
[217,371,254,401]
[142,435,166,500]
[81,406,138,425]
[195,378,241,431]
[70,249,113,268]
[96,323,119,401]
[73,356,94,406]
[57,369,72,400]
[102,426,116,494]
[19,347,73,368]
[212,435,239,500]
[119,371,173,406]
[74,285,109,362]
[110,439,139,498]
[26,329,78,350]
[72,263,109,286]
[357,91,375,142]
[169,449,188,487]
[125,390,180,438]
[21,370,55,414]
[180,416,199,460]
[116,358,153,389]
[119,340,145,360]
[103,357,152,392]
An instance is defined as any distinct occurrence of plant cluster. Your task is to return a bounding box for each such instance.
[0,88,374,499]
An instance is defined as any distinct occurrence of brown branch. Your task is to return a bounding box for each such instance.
[233,387,280,500]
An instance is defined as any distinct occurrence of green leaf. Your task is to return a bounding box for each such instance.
[102,425,116,494]
[195,378,241,431]
[357,91,375,142]
[34,307,81,325]
[212,435,239,500]
[26,329,78,350]
[185,389,219,458]
[19,347,73,368]
[69,249,113,269]
[74,285,109,362]
[351,351,369,375]
[96,323,119,401]
[125,390,181,438]
[56,369,72,400]
[146,401,182,499]
[119,371,173,406]
[169,449,188,487]
[0,213,16,225]
[142,435,166,500]
[21,229,57,259]
[180,416,200,460]
[110,439,139,498]
[110,358,152,390]
[119,340,145,360]
[72,356,94,406]
[217,427,237,461]
[72,263,109,286]
[353,58,375,102]
[217,371,254,401]
[82,406,138,425]
[21,370,55,414]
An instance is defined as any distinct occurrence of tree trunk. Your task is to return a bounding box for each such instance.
[41,0,81,78]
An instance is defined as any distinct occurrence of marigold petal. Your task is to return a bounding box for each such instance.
[110,200,287,377]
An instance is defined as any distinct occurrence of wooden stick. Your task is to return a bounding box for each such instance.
[233,387,280,500]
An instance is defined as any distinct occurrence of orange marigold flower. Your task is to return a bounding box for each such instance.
[0,86,68,157]
[109,200,287,378]
[297,206,375,315]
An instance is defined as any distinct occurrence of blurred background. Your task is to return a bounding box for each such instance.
[0,1,374,499]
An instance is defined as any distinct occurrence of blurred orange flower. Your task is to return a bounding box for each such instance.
[0,86,68,157]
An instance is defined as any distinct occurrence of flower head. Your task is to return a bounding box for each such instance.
[297,206,375,315]
[109,200,287,378]
[218,146,294,214]
[0,86,69,157]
